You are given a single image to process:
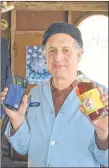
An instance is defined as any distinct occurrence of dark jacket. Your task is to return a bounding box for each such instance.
[1,38,12,117]
[1,38,12,91]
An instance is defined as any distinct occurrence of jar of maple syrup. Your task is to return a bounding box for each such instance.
[76,75,107,121]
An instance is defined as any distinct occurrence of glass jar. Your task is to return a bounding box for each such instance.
[76,75,107,121]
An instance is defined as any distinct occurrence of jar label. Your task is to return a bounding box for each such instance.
[79,88,104,115]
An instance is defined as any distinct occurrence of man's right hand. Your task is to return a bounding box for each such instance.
[1,88,28,131]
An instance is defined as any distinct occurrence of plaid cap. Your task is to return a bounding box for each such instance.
[42,22,83,48]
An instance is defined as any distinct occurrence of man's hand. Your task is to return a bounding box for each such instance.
[79,86,108,140]
[1,88,28,131]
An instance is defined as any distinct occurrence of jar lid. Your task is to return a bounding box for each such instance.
[76,74,90,83]
[76,74,84,82]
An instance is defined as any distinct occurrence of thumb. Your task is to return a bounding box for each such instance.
[18,95,28,116]
[79,104,88,116]
[79,105,85,113]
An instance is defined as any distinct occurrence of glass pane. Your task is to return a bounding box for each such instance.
[78,15,108,88]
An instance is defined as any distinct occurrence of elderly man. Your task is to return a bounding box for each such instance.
[1,22,108,167]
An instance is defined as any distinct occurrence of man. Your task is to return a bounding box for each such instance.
[1,22,108,167]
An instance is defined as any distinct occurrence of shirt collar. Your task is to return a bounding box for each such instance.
[50,70,83,92]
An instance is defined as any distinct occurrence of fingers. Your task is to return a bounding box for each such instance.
[99,91,108,109]
[101,93,108,102]
[1,88,8,96]
[97,86,108,110]
[101,93,108,106]
[4,88,8,92]
[1,88,8,103]
[97,86,104,96]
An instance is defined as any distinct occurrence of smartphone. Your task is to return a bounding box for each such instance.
[3,75,28,111]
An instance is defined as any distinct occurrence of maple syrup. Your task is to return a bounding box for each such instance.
[76,75,107,121]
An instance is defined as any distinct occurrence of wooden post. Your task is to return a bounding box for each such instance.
[13,2,108,11]
[10,9,16,160]
[11,9,16,78]
[68,11,72,24]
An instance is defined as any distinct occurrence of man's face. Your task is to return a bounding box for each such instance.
[45,33,83,79]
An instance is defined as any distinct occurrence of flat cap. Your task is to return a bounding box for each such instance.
[42,22,83,48]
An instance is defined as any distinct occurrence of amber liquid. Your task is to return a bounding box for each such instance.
[77,81,106,121]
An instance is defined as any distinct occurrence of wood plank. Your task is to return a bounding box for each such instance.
[68,11,72,24]
[13,2,108,11]
[16,31,44,35]
[16,11,67,31]
[14,33,43,94]
[11,9,16,78]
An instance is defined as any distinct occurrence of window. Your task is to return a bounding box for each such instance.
[77,15,108,88]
